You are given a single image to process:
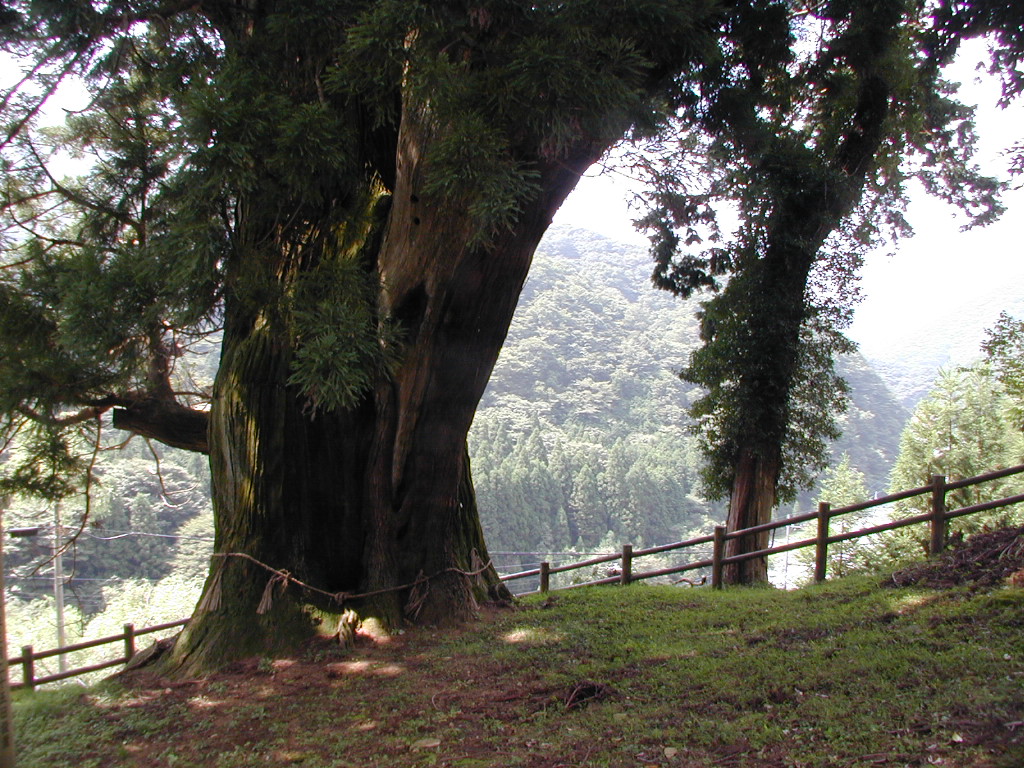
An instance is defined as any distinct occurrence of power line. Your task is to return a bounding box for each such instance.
[5,525,214,542]
[489,550,617,557]
[78,529,213,542]
[5,576,161,583]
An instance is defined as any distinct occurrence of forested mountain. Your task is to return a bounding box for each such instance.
[6,226,910,612]
[470,227,909,570]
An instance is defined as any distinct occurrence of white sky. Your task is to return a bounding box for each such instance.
[552,41,1024,363]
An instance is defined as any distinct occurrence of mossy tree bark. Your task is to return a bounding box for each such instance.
[171,121,604,673]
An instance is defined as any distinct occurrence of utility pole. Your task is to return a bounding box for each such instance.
[53,504,66,675]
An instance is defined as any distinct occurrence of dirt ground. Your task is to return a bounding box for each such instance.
[93,608,611,768]
[61,526,1024,768]
[886,525,1024,589]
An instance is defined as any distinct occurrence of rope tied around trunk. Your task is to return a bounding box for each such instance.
[257,570,290,615]
[198,550,493,616]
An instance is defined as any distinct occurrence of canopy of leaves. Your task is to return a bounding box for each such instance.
[630,0,1003,501]
[0,0,725,499]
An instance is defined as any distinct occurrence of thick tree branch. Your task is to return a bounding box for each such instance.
[112,397,209,454]
[18,392,210,453]
[16,400,116,427]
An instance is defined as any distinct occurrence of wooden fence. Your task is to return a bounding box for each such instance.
[10,618,189,691]
[499,464,1024,593]
[8,464,1023,689]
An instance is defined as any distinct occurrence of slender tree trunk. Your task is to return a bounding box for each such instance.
[707,4,894,587]
[718,244,815,585]
[723,447,779,584]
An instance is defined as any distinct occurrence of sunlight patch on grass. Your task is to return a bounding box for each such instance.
[888,592,932,612]
[325,660,406,677]
[188,694,225,709]
[502,627,565,645]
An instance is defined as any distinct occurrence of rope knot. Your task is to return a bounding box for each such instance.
[257,570,291,615]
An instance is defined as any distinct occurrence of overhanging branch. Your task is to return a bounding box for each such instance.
[112,398,209,454]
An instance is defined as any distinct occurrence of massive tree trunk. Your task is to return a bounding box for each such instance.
[171,113,604,670]
[4,0,720,672]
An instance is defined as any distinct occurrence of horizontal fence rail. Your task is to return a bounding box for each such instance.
[10,618,189,690]
[499,463,1024,594]
[10,464,1023,689]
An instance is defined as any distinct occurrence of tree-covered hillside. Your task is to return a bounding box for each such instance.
[470,227,909,571]
[3,226,909,618]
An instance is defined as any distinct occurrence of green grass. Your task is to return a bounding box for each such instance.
[12,576,1024,767]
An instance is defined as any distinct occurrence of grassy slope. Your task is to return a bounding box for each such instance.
[12,577,1024,768]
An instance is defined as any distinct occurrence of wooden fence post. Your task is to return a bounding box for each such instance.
[620,545,633,586]
[712,526,726,589]
[20,646,33,692]
[123,624,135,662]
[815,503,830,583]
[930,474,947,555]
[539,562,550,593]
[0,505,16,767]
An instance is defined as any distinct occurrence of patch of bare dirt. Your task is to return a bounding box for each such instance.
[886,525,1024,589]
[103,607,584,768]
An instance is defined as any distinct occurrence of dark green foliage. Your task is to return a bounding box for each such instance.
[285,214,401,415]
[0,0,725,499]
[635,0,1003,507]
[1,21,226,492]
[930,0,1024,105]
[682,267,858,502]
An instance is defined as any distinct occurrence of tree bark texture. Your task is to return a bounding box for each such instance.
[53,0,720,670]
[724,447,779,584]
[171,108,604,671]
